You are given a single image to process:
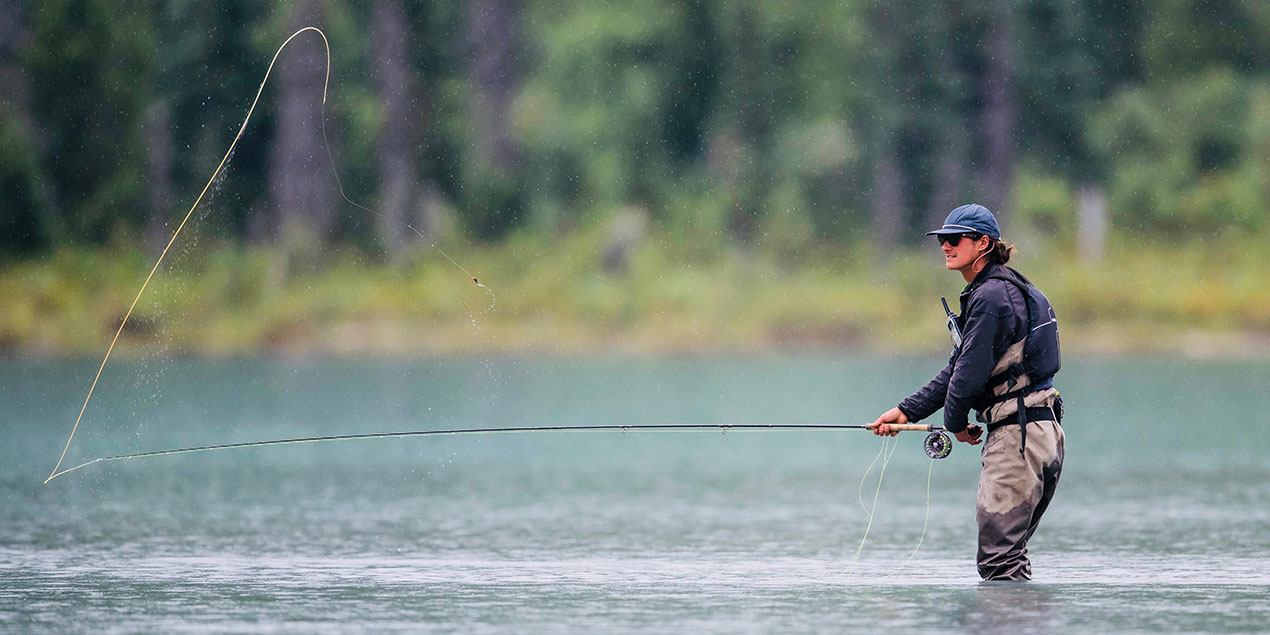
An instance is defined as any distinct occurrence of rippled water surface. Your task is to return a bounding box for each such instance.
[3,356,1268,632]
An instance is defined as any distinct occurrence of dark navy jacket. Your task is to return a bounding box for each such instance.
[897,263,1028,433]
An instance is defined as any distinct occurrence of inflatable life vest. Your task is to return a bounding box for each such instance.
[943,267,1060,453]
[981,267,1060,454]
[984,268,1060,396]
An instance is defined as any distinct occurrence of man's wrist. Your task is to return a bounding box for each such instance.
[896,404,916,422]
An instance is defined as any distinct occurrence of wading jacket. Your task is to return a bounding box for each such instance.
[897,263,1057,434]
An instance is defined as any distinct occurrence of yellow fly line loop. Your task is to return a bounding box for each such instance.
[46,25,499,483]
[45,27,335,484]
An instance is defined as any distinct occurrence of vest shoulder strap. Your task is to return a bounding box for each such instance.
[982,270,1033,328]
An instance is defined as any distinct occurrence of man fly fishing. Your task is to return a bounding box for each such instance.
[869,203,1064,581]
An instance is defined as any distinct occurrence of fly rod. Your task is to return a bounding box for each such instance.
[44,423,954,483]
[43,26,494,485]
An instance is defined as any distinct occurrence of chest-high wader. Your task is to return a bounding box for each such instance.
[947,268,1062,454]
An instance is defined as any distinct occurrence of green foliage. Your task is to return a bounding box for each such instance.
[9,236,1270,355]
[1015,0,1137,179]
[1141,0,1270,80]
[1011,169,1077,243]
[1,0,1268,261]
[518,0,701,218]
[0,113,49,254]
[458,168,526,242]
[23,0,155,241]
[1090,72,1268,233]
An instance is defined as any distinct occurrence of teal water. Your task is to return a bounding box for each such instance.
[2,355,1269,632]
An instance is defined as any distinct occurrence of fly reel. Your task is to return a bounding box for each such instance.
[924,430,953,459]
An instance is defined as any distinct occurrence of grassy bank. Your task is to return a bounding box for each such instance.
[4,230,1270,357]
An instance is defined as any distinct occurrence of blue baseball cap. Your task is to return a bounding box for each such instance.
[925,203,1000,239]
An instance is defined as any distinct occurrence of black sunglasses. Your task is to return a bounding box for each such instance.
[937,233,982,247]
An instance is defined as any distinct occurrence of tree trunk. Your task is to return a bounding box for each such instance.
[466,0,522,172]
[372,0,418,258]
[727,5,762,244]
[267,0,336,248]
[462,0,524,240]
[864,1,909,250]
[414,183,446,241]
[978,0,1016,215]
[0,0,59,244]
[0,0,39,148]
[928,125,969,231]
[870,149,904,251]
[1077,183,1108,263]
[143,102,174,254]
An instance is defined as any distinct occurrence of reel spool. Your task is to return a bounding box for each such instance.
[924,431,953,459]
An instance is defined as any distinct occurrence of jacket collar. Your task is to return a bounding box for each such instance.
[961,262,1005,298]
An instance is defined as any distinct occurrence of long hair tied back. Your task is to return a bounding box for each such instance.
[987,237,1016,265]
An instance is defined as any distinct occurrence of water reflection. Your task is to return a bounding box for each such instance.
[958,582,1061,634]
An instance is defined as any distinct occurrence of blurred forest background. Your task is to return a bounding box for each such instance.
[1,0,1268,355]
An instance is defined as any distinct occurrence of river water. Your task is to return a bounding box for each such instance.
[2,355,1268,632]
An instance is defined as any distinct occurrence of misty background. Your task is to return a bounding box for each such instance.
[1,0,1267,355]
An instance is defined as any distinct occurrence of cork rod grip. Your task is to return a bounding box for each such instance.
[876,423,935,432]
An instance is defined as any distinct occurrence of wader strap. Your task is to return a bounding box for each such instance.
[987,365,1020,392]
[987,406,1058,456]
[1016,394,1027,456]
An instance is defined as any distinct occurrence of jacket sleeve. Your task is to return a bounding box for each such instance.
[941,290,1007,433]
[897,363,952,423]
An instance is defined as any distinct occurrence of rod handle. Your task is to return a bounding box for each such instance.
[873,423,935,432]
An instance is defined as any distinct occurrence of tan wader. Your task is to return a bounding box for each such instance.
[976,418,1064,581]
